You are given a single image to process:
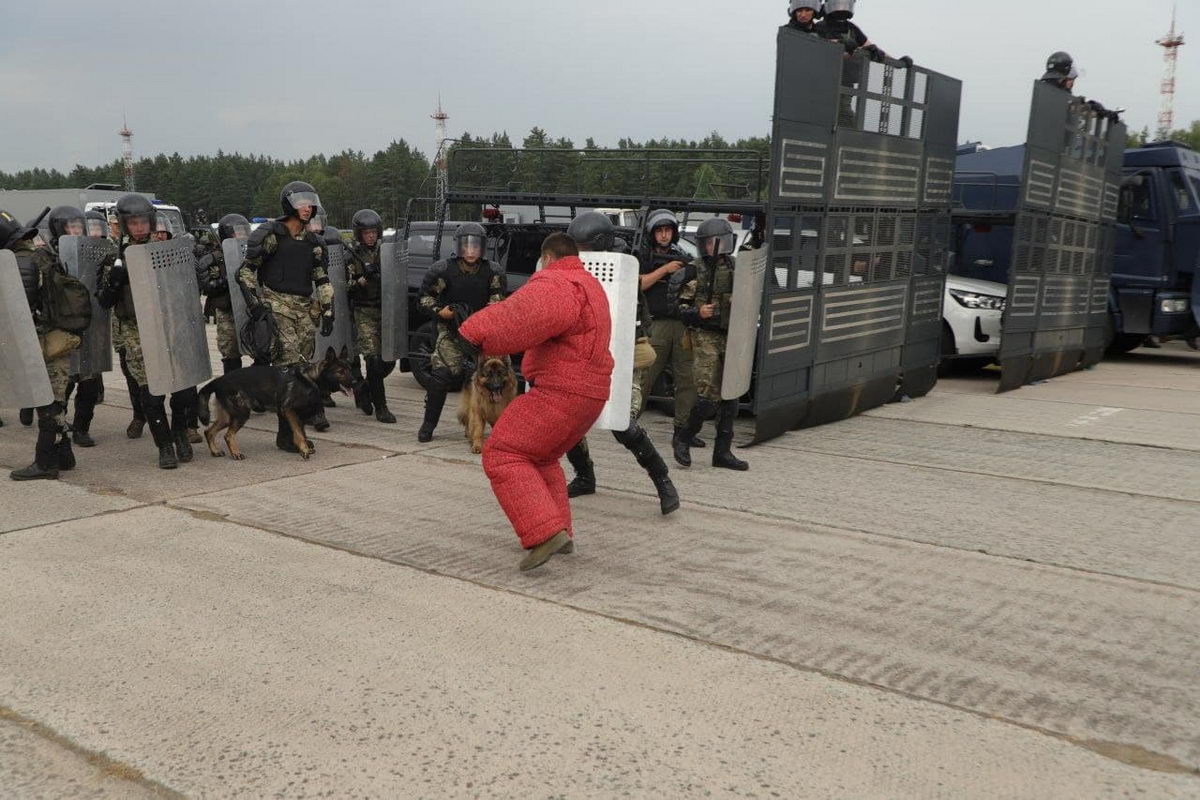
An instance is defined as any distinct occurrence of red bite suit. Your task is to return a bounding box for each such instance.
[458,255,614,549]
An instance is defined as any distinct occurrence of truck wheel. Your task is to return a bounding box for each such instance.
[1104,311,1143,355]
[937,323,956,377]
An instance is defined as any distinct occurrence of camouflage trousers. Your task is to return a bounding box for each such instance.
[112,316,147,387]
[691,329,727,404]
[34,329,78,428]
[354,306,382,359]
[215,308,239,360]
[431,324,470,376]
[262,287,318,366]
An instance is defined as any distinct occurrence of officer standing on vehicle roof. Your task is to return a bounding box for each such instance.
[346,208,397,424]
[675,217,750,472]
[787,1,821,33]
[96,194,199,470]
[564,211,681,516]
[204,214,251,374]
[1041,51,1079,92]
[416,222,504,442]
[237,181,337,451]
[3,208,83,480]
[635,209,704,456]
[815,1,882,58]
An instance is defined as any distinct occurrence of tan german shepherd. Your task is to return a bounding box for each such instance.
[457,356,517,454]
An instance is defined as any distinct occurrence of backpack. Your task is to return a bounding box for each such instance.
[43,267,93,334]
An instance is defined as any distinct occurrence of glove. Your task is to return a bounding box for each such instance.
[364,260,381,279]
[205,276,229,295]
[320,311,335,337]
[450,303,473,330]
[864,44,884,63]
[108,260,128,286]
[241,285,263,310]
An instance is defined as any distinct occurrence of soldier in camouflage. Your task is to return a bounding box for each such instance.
[416,222,504,442]
[236,181,336,450]
[64,209,117,448]
[346,208,396,424]
[204,214,251,374]
[2,208,83,480]
[96,195,200,470]
[675,218,749,471]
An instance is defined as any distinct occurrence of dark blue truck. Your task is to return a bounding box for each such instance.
[953,140,1200,352]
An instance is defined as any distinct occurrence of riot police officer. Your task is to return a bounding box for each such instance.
[236,181,336,451]
[815,1,878,56]
[675,218,749,472]
[84,210,109,240]
[346,209,396,424]
[564,212,681,515]
[417,222,504,442]
[787,1,821,33]
[636,209,704,455]
[3,208,83,480]
[1041,51,1079,92]
[96,194,198,469]
[205,213,251,374]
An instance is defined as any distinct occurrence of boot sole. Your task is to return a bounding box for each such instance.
[10,472,59,481]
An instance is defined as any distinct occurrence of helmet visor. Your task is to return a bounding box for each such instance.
[825,0,855,16]
[85,218,107,238]
[61,217,85,237]
[288,191,321,214]
[457,234,485,257]
[230,223,251,240]
[701,232,737,256]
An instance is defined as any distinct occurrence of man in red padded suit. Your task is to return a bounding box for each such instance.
[458,233,615,572]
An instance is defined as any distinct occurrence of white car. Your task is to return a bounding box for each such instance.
[942,275,1007,366]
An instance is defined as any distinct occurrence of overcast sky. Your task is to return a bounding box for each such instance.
[1,0,1195,175]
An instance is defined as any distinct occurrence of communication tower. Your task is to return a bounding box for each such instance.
[120,115,135,191]
[1156,6,1186,141]
[432,98,449,205]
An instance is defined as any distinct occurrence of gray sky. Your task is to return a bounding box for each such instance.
[1,0,1195,175]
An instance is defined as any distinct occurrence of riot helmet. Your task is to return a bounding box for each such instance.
[323,227,343,247]
[351,209,383,246]
[0,209,37,249]
[454,222,486,263]
[645,208,680,246]
[1041,51,1078,83]
[116,194,156,241]
[696,217,737,259]
[823,0,855,20]
[280,180,321,221]
[85,210,108,238]
[789,1,821,19]
[306,209,327,234]
[218,213,251,241]
[153,213,174,241]
[567,211,615,252]
[48,205,85,246]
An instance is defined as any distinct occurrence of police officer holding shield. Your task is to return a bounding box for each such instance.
[203,213,251,374]
[346,209,397,424]
[416,222,504,442]
[236,181,336,451]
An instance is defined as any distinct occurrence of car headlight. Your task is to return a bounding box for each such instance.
[1160,298,1191,314]
[949,289,1006,311]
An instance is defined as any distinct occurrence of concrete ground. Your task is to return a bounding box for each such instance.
[1,338,1197,798]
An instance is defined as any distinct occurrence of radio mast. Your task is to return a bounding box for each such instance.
[1156,6,1186,141]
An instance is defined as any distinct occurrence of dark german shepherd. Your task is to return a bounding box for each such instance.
[198,347,356,461]
[457,355,518,454]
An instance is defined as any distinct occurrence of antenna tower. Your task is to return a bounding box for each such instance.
[1156,5,1185,141]
[119,115,135,191]
[432,97,449,205]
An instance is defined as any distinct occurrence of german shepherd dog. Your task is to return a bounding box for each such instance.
[198,347,356,461]
[457,356,518,454]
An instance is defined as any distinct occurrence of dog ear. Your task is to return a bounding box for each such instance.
[339,344,350,361]
[324,346,336,363]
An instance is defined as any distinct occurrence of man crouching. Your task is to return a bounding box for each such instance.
[457,233,613,572]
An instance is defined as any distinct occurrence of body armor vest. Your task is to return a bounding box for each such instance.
[260,234,315,296]
[351,243,382,306]
[15,248,39,312]
[440,259,493,313]
[113,239,142,320]
[695,256,735,333]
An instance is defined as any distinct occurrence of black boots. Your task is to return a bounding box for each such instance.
[221,358,242,374]
[19,408,33,426]
[565,440,596,497]
[675,426,705,449]
[614,425,680,515]
[73,377,100,448]
[169,391,195,463]
[418,384,448,442]
[143,391,177,470]
[712,400,749,471]
[673,401,710,468]
[353,356,372,416]
[57,432,76,471]
[368,357,396,424]
[11,411,61,481]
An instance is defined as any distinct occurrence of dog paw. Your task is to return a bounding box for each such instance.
[471,445,483,455]
[211,450,225,458]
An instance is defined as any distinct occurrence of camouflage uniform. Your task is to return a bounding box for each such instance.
[237,220,333,367]
[345,240,383,358]
[13,241,80,427]
[678,255,735,403]
[196,233,240,360]
[418,258,504,377]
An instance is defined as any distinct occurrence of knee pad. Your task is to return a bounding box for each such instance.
[611,423,644,447]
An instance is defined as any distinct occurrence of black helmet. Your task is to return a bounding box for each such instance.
[696,217,737,258]
[1042,51,1078,82]
[85,210,109,238]
[218,213,251,241]
[280,180,321,219]
[48,205,85,246]
[567,211,615,252]
[323,227,343,246]
[644,208,680,244]
[823,0,855,20]
[0,209,37,249]
[116,194,156,239]
[351,209,383,244]
[454,222,486,260]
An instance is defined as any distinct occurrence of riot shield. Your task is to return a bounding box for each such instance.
[59,235,115,376]
[222,238,251,341]
[124,238,212,396]
[722,248,768,401]
[753,28,962,441]
[578,252,639,431]
[0,250,54,409]
[314,238,355,357]
[380,239,409,364]
[998,83,1126,392]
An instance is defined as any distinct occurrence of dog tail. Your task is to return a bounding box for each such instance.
[197,379,217,427]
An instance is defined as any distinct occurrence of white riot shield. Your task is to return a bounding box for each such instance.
[222,238,251,340]
[722,249,768,400]
[380,240,409,363]
[124,239,212,396]
[578,252,639,431]
[60,236,115,376]
[0,251,54,409]
[315,240,354,357]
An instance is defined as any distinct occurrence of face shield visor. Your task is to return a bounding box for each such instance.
[85,218,107,238]
[700,232,737,257]
[230,222,251,240]
[824,0,855,19]
[457,234,485,260]
[289,192,322,219]
[122,213,153,239]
